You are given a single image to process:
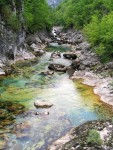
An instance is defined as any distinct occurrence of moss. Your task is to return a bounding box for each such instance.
[0,86,37,104]
[74,79,113,119]
[87,129,102,146]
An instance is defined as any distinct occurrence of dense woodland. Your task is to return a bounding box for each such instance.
[0,0,53,32]
[0,0,113,62]
[55,0,113,62]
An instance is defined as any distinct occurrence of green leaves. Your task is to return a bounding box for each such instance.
[55,0,113,62]
[24,0,53,32]
[84,12,113,62]
[87,129,102,145]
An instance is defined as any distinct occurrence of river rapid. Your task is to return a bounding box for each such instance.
[0,44,113,150]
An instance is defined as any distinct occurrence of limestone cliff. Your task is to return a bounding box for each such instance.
[0,0,35,74]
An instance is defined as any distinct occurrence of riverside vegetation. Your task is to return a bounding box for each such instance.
[55,0,113,62]
[0,0,53,32]
[0,0,113,149]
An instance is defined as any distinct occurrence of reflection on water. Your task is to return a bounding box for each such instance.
[0,48,113,149]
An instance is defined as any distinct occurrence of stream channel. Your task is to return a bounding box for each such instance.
[0,44,113,150]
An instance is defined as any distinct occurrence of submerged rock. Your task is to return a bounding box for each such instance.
[0,101,25,126]
[13,121,31,139]
[48,64,67,72]
[34,100,53,108]
[40,70,54,76]
[0,139,6,150]
[0,109,10,120]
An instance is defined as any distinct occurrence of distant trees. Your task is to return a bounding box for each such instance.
[55,0,113,62]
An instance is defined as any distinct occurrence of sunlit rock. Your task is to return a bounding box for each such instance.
[34,100,53,108]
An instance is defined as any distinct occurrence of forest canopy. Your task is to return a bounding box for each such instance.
[0,0,53,32]
[24,0,53,32]
[55,0,113,62]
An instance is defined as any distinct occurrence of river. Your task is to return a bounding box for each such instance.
[0,44,113,150]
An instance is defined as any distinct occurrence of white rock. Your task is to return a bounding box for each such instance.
[34,100,53,108]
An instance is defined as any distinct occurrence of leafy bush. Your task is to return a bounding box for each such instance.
[87,129,102,145]
[54,0,113,62]
[1,4,20,31]
[84,12,113,62]
[24,0,53,33]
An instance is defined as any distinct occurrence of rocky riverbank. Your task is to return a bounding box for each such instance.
[47,28,113,150]
[1,25,113,149]
[48,120,113,150]
[0,29,52,76]
[53,27,113,107]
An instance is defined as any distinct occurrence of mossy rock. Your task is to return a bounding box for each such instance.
[0,101,25,126]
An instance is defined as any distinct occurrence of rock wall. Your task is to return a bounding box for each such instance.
[0,1,30,69]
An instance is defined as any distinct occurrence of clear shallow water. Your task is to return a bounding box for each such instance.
[0,47,113,150]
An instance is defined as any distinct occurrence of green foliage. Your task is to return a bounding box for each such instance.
[0,0,53,32]
[84,12,113,62]
[0,1,21,31]
[24,0,53,32]
[1,5,20,31]
[55,0,113,62]
[87,129,102,145]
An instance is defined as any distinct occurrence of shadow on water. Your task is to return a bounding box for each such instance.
[0,44,113,149]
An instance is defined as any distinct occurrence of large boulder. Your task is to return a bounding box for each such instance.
[63,52,77,60]
[48,64,67,72]
[34,100,53,108]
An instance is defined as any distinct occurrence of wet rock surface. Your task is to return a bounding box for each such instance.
[40,70,54,76]
[0,101,25,126]
[13,121,31,139]
[48,120,113,150]
[48,64,67,72]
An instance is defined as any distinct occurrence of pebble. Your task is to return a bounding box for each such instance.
[45,111,49,115]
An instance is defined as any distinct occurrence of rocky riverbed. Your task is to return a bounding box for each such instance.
[47,27,113,149]
[53,27,113,107]
[0,26,113,149]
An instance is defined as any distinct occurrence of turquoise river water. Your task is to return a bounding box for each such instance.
[0,45,113,150]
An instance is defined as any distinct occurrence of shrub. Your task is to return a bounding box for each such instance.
[1,5,20,31]
[87,129,102,145]
[84,12,113,62]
